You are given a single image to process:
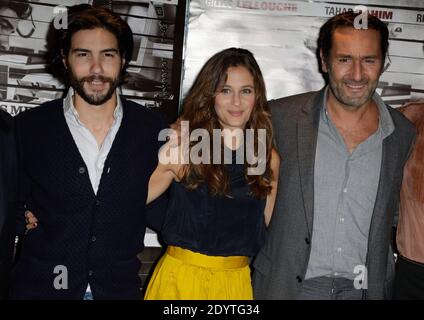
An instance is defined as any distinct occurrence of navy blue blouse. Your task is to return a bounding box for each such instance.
[162,153,267,257]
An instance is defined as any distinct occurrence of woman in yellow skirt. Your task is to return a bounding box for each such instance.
[24,48,280,300]
[144,48,280,300]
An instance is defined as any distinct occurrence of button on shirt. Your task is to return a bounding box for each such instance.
[305,87,395,280]
[63,87,123,296]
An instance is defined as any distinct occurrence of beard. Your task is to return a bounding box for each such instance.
[69,72,121,106]
[328,78,378,110]
[327,66,379,110]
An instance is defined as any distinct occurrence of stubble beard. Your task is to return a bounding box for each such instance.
[327,66,379,110]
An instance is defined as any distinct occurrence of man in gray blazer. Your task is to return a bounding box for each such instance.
[253,11,415,300]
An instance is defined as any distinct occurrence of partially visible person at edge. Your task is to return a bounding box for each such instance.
[395,101,424,300]
[11,4,168,300]
[252,11,415,300]
[0,109,18,300]
[143,47,280,300]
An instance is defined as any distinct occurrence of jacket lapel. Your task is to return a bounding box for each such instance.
[56,101,97,196]
[297,90,324,235]
[367,130,399,253]
[96,100,129,196]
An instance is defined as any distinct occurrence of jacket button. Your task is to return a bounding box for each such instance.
[95,200,100,206]
[88,270,93,276]
[305,237,310,245]
[79,167,86,174]
[91,236,96,242]
[296,276,302,283]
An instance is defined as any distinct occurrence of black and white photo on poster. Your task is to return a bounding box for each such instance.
[184,0,424,108]
[0,0,185,121]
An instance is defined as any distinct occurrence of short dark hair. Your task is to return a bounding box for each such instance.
[60,5,133,71]
[0,0,31,19]
[318,11,389,66]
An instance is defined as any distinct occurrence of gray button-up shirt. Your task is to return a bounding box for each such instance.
[305,87,394,280]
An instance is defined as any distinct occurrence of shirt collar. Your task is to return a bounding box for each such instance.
[321,86,394,139]
[63,87,123,125]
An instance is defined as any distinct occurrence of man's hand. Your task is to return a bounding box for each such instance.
[25,210,38,231]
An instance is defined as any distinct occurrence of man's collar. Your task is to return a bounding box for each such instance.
[321,86,394,138]
[63,87,123,124]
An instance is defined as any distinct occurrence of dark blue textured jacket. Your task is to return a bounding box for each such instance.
[0,110,18,300]
[11,98,167,299]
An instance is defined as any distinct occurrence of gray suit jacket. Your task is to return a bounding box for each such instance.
[253,89,415,300]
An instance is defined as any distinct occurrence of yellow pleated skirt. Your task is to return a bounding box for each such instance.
[144,246,253,300]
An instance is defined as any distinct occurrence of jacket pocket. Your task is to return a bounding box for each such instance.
[252,250,272,275]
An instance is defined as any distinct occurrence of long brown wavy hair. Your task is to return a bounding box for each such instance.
[179,47,274,198]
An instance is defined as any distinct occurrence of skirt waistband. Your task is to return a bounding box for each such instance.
[166,246,249,269]
[399,254,424,268]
